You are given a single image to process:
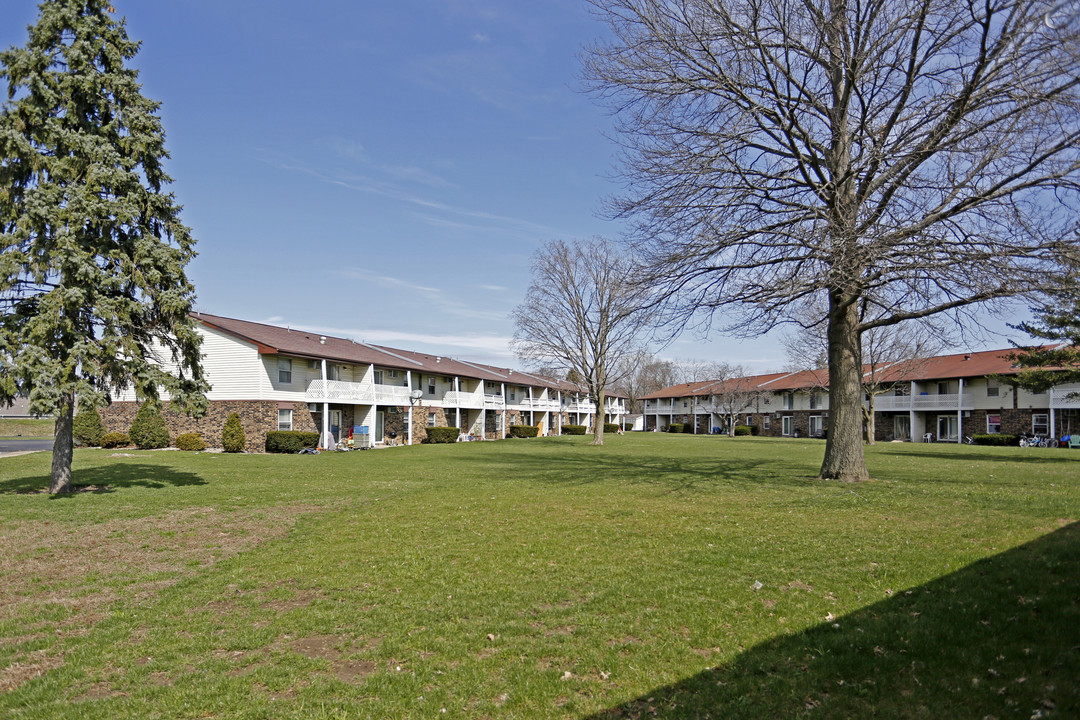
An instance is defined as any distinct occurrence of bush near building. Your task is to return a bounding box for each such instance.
[424,427,459,444]
[508,425,539,438]
[174,433,207,451]
[100,432,131,448]
[668,423,685,433]
[265,431,319,453]
[971,433,1020,446]
[72,408,105,447]
[561,425,587,435]
[128,403,170,449]
[221,413,245,453]
[733,425,753,436]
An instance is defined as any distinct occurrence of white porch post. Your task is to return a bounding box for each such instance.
[321,359,329,440]
[406,370,414,446]
[1050,386,1056,439]
[455,377,461,430]
[909,380,917,442]
[957,378,964,444]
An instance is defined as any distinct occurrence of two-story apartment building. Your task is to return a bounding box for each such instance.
[641,347,1080,442]
[101,313,628,451]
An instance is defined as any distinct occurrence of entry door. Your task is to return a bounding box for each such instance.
[937,415,957,441]
[330,410,342,441]
[376,411,385,443]
[894,415,910,441]
[782,416,793,436]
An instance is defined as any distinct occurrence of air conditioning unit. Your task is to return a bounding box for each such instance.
[775,412,781,419]
[963,410,971,417]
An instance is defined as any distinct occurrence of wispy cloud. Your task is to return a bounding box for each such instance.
[471,32,491,44]
[335,267,509,323]
[284,321,515,360]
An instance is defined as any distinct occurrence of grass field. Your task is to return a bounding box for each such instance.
[0,418,53,438]
[0,435,1076,719]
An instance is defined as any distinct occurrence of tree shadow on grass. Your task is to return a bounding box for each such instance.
[455,449,805,494]
[0,463,207,495]
[587,522,1080,719]
[876,448,1080,465]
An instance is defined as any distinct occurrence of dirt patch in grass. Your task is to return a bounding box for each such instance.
[0,504,320,691]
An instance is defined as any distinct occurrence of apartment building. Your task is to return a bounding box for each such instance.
[641,347,1080,442]
[101,313,628,452]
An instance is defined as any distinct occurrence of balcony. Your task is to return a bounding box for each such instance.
[306,379,374,404]
[374,385,413,405]
[565,401,596,413]
[442,390,485,409]
[1052,384,1080,409]
[873,393,974,412]
[484,394,506,410]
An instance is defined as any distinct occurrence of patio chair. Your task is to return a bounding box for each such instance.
[922,432,934,443]
[1068,435,1080,449]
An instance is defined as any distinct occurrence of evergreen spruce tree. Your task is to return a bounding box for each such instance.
[1008,278,1080,392]
[128,401,169,449]
[0,1,207,493]
[72,406,105,446]
[221,413,245,453]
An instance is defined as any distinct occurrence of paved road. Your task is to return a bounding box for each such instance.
[0,437,54,455]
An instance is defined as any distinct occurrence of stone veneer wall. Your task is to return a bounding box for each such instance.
[100,400,317,453]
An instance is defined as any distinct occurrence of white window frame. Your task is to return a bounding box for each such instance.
[809,415,824,437]
[278,358,292,384]
[427,411,437,427]
[1033,413,1049,435]
[278,408,293,431]
[986,413,1001,434]
[763,415,771,430]
[986,377,999,397]
[781,416,793,436]
[374,369,384,385]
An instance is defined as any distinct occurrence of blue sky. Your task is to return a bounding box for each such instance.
[1,0,1025,372]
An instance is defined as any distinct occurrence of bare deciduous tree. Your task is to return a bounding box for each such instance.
[512,237,653,445]
[614,351,678,413]
[701,362,763,436]
[585,0,1080,480]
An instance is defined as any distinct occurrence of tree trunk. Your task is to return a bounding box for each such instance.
[820,294,870,481]
[50,393,74,494]
[591,390,605,445]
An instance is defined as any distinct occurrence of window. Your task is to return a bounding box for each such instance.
[278,358,292,384]
[278,409,293,431]
[894,385,910,396]
[763,415,771,430]
[986,377,999,397]
[987,413,1001,434]
[387,370,398,379]
[746,414,753,426]
[374,370,384,385]
[781,392,794,410]
[427,377,436,395]
[937,381,950,395]
[328,364,342,381]
[1033,413,1049,436]
[810,392,820,410]
[781,416,793,436]
[809,415,824,437]
[427,412,437,427]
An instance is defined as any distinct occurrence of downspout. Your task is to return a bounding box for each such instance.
[321,359,329,441]
[957,378,964,444]
[909,380,916,441]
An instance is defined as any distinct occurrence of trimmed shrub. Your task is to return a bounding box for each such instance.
[750,424,760,436]
[265,430,320,453]
[100,431,131,449]
[221,413,245,453]
[562,424,587,435]
[733,425,753,436]
[667,423,684,433]
[129,403,170,449]
[425,426,459,444]
[603,423,619,433]
[174,433,207,451]
[72,408,105,447]
[508,425,540,438]
[682,423,695,433]
[972,433,1019,446]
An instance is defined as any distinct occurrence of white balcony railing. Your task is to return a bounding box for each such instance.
[1052,384,1080,408]
[872,393,974,411]
[442,391,485,409]
[306,379,375,404]
[484,394,506,409]
[374,385,413,405]
[565,401,596,413]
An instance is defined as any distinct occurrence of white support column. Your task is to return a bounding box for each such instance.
[455,376,461,430]
[406,370,414,446]
[957,378,964,444]
[909,380,917,441]
[321,359,329,439]
[1050,386,1056,439]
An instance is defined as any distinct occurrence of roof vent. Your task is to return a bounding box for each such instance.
[320,336,326,345]
[436,357,441,363]
[963,353,971,360]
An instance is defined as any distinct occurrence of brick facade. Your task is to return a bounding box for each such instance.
[100,400,317,453]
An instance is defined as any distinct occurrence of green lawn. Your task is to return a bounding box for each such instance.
[0,418,53,438]
[0,435,1076,719]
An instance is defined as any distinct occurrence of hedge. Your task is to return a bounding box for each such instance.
[129,403,170,449]
[221,413,245,453]
[562,424,587,435]
[73,408,105,447]
[100,431,131,449]
[508,425,539,438]
[667,423,684,433]
[733,425,753,436]
[971,433,1019,446]
[603,423,620,433]
[265,431,320,453]
[425,426,459,444]
[174,433,207,451]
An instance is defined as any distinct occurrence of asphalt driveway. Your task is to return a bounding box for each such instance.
[0,437,54,455]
